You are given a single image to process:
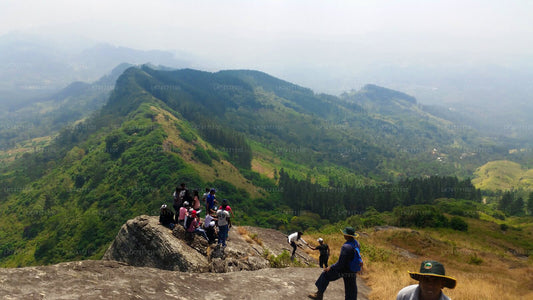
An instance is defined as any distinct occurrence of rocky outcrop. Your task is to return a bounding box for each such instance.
[102,215,314,273]
[102,215,209,272]
[1,216,371,299]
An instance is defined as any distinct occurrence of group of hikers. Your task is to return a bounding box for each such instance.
[291,227,455,300]
[159,183,456,300]
[159,183,232,247]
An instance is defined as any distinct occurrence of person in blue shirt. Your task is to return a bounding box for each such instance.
[308,227,363,300]
[205,188,217,212]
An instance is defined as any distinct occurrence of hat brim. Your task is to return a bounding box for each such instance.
[340,229,359,238]
[409,272,457,289]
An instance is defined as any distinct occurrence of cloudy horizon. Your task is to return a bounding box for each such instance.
[1,0,532,97]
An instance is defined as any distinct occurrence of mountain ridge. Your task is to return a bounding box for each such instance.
[0,65,517,267]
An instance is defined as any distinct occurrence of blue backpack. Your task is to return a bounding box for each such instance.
[346,240,363,272]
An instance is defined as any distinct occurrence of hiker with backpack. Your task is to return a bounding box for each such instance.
[308,227,363,300]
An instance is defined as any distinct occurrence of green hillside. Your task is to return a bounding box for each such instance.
[0,65,524,267]
[473,160,533,192]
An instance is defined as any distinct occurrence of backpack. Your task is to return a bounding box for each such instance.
[347,240,363,272]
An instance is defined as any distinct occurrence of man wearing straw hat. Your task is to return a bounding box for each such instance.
[308,227,363,300]
[396,260,456,300]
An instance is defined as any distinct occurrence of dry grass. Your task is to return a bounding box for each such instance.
[237,227,263,245]
[305,227,533,300]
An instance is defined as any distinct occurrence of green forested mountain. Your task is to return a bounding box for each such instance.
[0,65,516,267]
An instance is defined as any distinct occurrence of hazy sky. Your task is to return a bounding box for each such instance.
[1,0,533,93]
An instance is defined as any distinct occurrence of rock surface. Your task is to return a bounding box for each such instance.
[102,215,316,273]
[0,260,370,299]
[102,215,209,272]
[0,216,371,299]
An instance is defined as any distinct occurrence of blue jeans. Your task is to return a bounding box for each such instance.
[218,224,229,246]
[315,269,357,300]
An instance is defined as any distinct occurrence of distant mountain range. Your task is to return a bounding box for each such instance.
[0,33,192,101]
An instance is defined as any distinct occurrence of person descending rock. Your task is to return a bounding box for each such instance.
[311,238,330,268]
[308,227,363,300]
[287,231,308,260]
[177,201,190,227]
[396,260,456,300]
[185,210,209,242]
[158,204,175,230]
[216,205,231,247]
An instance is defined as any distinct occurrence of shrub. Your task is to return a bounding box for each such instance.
[468,254,483,265]
[268,250,292,268]
[449,216,468,231]
[393,205,448,228]
[193,145,212,165]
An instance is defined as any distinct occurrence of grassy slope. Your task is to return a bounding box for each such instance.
[151,105,262,198]
[301,216,533,300]
[473,160,533,191]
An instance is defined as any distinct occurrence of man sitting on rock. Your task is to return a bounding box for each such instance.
[158,204,175,230]
[185,210,209,242]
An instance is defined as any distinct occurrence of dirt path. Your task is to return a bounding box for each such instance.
[0,260,370,299]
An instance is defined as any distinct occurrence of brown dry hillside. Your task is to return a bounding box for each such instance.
[303,222,533,300]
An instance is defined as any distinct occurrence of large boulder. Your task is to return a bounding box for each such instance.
[102,215,209,272]
[103,215,317,273]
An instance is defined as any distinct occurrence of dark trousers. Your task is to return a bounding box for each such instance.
[319,255,329,268]
[290,241,297,256]
[315,269,357,300]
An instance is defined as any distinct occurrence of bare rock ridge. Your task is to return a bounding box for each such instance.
[0,260,370,299]
[102,215,316,273]
[0,216,371,299]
